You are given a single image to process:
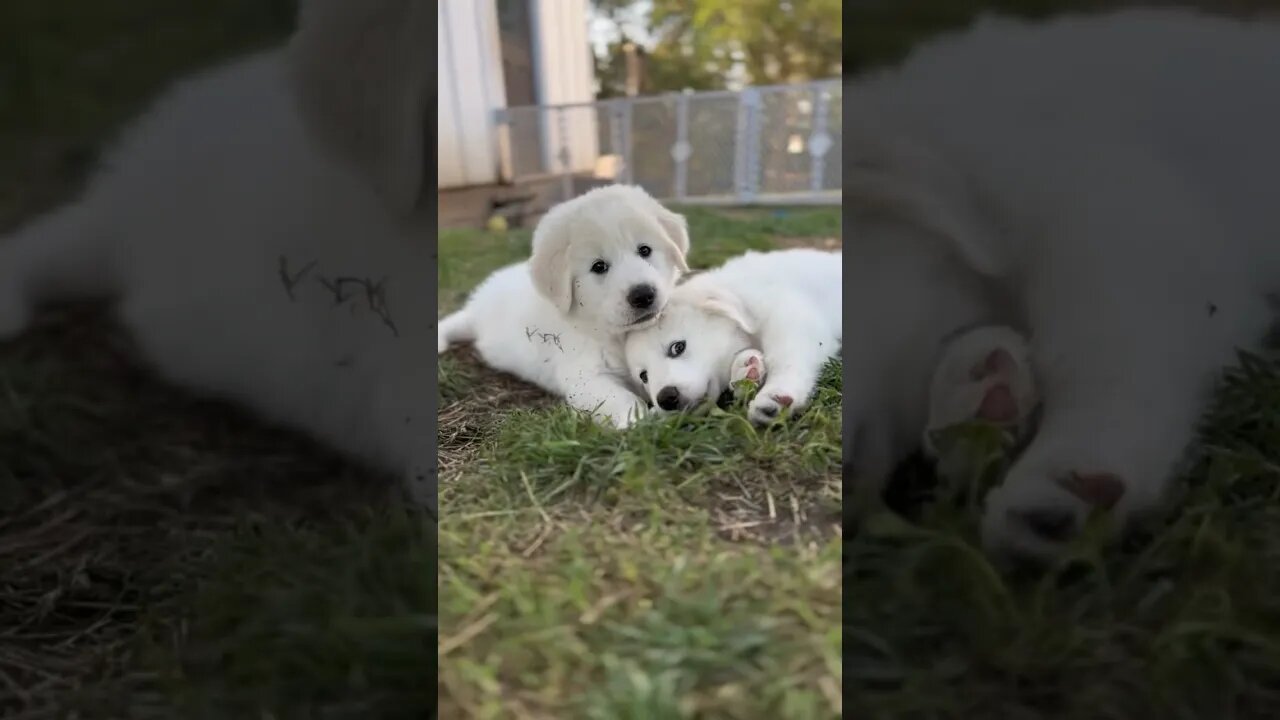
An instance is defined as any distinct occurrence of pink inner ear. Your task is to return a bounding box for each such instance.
[976,383,1018,422]
[970,347,1017,381]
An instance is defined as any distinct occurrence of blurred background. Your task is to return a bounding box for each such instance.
[438,0,844,228]
[438,0,1280,230]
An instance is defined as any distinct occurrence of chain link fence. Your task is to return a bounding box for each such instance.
[493,80,841,207]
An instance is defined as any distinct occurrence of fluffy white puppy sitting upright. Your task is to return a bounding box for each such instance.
[623,248,841,425]
[438,185,690,428]
[0,0,435,501]
[845,10,1280,559]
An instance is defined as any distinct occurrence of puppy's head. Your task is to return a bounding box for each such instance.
[529,185,690,331]
[623,281,756,412]
[288,0,432,217]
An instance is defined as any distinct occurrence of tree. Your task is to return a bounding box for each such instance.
[652,0,843,86]
[592,0,842,97]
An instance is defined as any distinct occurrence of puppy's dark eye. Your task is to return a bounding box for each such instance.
[639,370,648,384]
[590,260,609,274]
[667,340,686,358]
[637,244,651,258]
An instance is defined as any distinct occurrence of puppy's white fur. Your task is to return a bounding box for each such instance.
[0,0,434,502]
[438,185,690,429]
[623,249,841,425]
[846,10,1280,558]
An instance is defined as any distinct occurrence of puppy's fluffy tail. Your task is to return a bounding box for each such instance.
[0,202,118,340]
[437,308,474,354]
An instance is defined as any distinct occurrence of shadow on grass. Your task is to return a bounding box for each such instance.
[0,306,434,719]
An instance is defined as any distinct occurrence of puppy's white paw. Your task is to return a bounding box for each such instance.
[748,385,804,426]
[924,326,1039,456]
[729,348,766,395]
[598,398,649,430]
[981,452,1130,562]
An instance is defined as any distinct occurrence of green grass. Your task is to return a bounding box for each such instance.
[845,354,1280,720]
[437,209,844,718]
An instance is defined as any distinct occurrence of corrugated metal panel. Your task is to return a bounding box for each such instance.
[437,0,595,188]
[530,0,597,174]
[436,0,506,188]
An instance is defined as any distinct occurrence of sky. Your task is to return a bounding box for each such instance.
[586,0,654,56]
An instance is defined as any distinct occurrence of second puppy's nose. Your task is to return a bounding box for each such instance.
[656,386,681,411]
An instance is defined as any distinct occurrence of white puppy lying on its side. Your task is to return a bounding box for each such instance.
[622,248,841,425]
[438,185,690,429]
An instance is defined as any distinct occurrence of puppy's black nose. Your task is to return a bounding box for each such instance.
[627,284,656,309]
[656,386,681,411]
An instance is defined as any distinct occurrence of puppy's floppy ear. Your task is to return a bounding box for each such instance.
[288,0,432,217]
[683,284,757,335]
[847,114,1006,277]
[529,212,575,314]
[653,205,691,273]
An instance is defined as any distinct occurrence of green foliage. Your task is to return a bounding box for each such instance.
[593,0,842,97]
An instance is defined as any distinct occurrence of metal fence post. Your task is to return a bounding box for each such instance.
[556,106,572,201]
[671,91,691,201]
[608,98,634,186]
[622,98,634,185]
[734,87,762,203]
[491,108,512,183]
[809,85,833,194]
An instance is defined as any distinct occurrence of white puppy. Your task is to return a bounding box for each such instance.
[0,0,436,502]
[437,185,690,428]
[623,248,841,425]
[846,10,1280,559]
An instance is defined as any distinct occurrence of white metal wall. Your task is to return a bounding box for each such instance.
[528,0,599,175]
[437,0,597,189]
[437,0,506,188]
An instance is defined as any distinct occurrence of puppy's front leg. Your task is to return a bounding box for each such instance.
[748,293,839,425]
[563,374,649,429]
